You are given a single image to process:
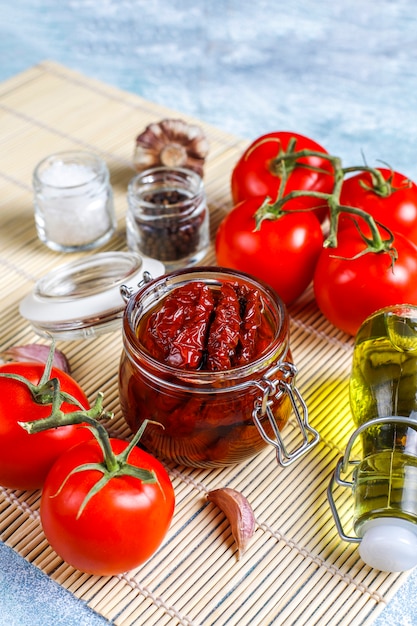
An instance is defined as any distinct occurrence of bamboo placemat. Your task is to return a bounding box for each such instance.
[0,61,409,625]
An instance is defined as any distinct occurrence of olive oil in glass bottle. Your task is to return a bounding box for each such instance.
[329,304,417,572]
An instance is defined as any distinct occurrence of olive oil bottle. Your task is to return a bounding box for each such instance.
[329,305,417,571]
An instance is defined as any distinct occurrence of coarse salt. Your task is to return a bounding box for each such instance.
[40,162,97,188]
[33,152,116,252]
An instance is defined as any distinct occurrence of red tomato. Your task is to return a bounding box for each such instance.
[313,227,417,336]
[0,362,92,490]
[339,168,417,245]
[231,131,334,221]
[40,438,175,575]
[216,196,324,305]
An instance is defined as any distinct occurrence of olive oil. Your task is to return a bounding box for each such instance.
[354,452,417,534]
[350,306,417,534]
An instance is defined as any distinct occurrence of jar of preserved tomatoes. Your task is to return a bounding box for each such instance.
[119,267,319,468]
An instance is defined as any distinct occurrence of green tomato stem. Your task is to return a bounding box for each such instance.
[0,342,86,411]
[254,145,397,257]
[42,417,159,520]
[6,343,161,516]
[38,339,55,386]
[20,390,161,484]
[19,392,119,472]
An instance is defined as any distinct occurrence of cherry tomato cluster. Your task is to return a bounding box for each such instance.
[0,359,175,576]
[216,131,417,336]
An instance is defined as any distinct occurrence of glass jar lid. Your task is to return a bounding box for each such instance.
[19,251,165,339]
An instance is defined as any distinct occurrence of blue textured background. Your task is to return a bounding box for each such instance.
[3,0,417,180]
[1,1,417,624]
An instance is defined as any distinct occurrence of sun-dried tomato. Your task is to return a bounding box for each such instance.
[166,284,214,369]
[236,285,263,365]
[142,282,214,369]
[142,279,268,372]
[206,283,242,371]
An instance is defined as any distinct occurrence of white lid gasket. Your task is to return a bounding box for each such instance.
[19,251,165,339]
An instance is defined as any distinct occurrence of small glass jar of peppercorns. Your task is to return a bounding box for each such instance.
[126,166,210,270]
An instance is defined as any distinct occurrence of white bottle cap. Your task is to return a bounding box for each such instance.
[359,517,417,572]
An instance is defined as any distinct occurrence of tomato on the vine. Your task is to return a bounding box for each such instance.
[216,196,324,305]
[313,226,417,336]
[0,362,93,490]
[339,168,417,245]
[40,437,175,576]
[231,131,334,222]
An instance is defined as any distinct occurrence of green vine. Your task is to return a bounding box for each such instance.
[1,343,159,517]
[253,142,403,260]
[0,341,87,411]
[21,413,159,519]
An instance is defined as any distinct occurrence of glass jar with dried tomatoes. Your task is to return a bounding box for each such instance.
[118,267,319,468]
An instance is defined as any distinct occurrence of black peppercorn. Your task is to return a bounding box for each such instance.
[127,166,210,270]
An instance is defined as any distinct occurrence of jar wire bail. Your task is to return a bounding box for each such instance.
[252,362,320,466]
[120,271,154,303]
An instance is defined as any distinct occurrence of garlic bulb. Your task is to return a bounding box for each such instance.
[134,119,209,177]
[0,343,71,373]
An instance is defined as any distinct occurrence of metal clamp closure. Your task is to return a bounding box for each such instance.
[327,415,417,543]
[251,361,320,466]
[120,271,153,303]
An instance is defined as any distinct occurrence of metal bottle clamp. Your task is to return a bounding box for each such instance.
[251,361,320,466]
[328,415,417,543]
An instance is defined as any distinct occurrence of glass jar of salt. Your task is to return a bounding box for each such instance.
[33,151,116,252]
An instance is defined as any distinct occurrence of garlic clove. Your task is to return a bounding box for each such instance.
[207,487,256,559]
[134,118,209,177]
[0,344,71,373]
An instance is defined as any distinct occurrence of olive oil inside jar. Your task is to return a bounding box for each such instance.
[350,306,417,534]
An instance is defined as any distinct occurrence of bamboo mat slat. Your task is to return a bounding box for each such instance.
[0,60,409,625]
